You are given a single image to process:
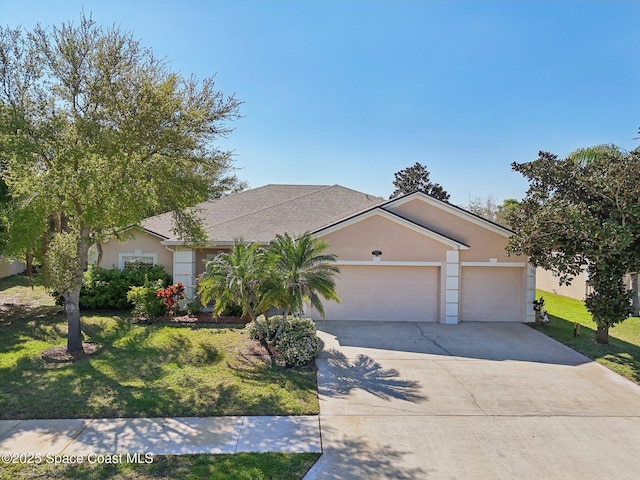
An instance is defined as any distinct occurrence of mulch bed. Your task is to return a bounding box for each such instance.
[161,313,251,324]
[41,341,102,364]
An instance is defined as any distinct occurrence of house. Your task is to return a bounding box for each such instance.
[99,184,535,323]
[537,267,640,316]
[0,257,25,279]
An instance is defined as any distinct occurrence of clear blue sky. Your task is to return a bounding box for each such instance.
[2,1,638,205]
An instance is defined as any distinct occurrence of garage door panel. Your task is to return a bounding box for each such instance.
[460,267,523,322]
[315,266,439,322]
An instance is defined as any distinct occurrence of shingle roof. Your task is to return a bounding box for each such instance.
[141,184,385,243]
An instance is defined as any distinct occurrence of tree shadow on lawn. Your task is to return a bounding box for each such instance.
[227,350,319,416]
[0,306,66,354]
[1,319,313,419]
[532,314,640,384]
[0,274,43,293]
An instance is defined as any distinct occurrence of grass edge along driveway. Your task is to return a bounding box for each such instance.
[534,289,640,385]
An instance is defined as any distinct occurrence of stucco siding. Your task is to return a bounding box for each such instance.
[100,230,173,275]
[536,267,588,300]
[387,198,527,263]
[318,214,450,262]
[0,258,26,278]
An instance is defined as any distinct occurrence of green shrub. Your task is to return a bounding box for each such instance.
[78,264,171,310]
[278,317,320,367]
[127,279,167,318]
[246,315,280,341]
[186,300,201,315]
[220,303,244,317]
[245,315,320,366]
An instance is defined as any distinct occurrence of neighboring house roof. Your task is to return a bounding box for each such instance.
[141,184,386,244]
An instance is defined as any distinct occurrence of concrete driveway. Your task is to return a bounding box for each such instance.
[305,321,640,479]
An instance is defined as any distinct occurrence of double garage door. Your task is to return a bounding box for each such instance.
[315,265,524,323]
[319,265,439,322]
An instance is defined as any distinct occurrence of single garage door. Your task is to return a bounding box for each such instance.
[314,265,439,321]
[460,267,524,322]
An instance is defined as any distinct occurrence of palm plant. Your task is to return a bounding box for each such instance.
[198,241,271,324]
[269,232,340,340]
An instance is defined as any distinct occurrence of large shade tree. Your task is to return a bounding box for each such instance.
[0,16,241,351]
[507,145,640,344]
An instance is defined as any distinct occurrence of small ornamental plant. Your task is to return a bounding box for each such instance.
[533,297,549,324]
[156,282,185,316]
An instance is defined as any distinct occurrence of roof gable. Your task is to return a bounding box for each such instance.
[313,207,470,250]
[384,191,514,237]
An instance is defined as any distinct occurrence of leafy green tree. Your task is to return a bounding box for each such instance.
[268,232,340,340]
[390,162,450,201]
[507,145,640,344]
[496,198,520,229]
[0,15,241,351]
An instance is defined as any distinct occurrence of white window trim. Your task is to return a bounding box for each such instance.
[118,252,158,270]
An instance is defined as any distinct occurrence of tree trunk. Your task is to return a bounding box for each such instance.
[595,325,609,344]
[64,227,92,353]
[25,251,33,278]
[64,288,83,352]
[632,273,640,316]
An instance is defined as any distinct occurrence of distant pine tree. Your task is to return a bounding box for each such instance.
[390,162,450,201]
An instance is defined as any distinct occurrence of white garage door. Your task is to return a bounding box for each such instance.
[460,267,523,322]
[314,265,439,322]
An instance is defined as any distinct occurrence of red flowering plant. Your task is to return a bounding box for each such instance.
[156,282,185,316]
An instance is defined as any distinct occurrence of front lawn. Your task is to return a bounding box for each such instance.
[0,453,321,480]
[0,275,320,479]
[0,277,318,419]
[534,289,640,384]
[0,313,318,419]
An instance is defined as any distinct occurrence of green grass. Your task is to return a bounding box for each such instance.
[0,315,318,419]
[534,289,640,384]
[0,275,321,479]
[0,453,321,480]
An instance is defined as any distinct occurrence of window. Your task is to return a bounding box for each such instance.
[118,252,157,269]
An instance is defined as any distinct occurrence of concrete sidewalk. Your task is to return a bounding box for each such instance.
[0,416,321,456]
